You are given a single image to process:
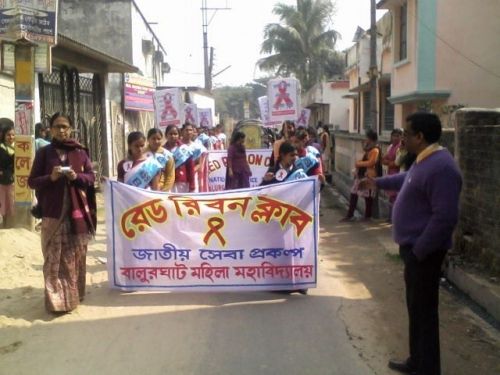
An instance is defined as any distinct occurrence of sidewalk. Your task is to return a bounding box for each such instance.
[319,184,500,375]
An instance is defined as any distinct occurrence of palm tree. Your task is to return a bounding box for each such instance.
[258,0,342,91]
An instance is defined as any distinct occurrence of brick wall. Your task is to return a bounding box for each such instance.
[454,109,500,275]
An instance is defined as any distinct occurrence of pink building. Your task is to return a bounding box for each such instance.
[378,0,500,127]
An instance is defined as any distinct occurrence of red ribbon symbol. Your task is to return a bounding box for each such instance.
[203,217,226,246]
[297,110,307,125]
[273,80,294,110]
[200,113,209,127]
[185,107,195,124]
[161,93,178,120]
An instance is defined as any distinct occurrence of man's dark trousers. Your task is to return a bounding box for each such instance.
[400,245,447,375]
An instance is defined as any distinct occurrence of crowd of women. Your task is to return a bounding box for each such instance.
[0,109,407,314]
[340,127,414,222]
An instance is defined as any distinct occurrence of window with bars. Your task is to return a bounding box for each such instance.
[382,84,395,131]
[399,3,408,61]
[363,91,372,130]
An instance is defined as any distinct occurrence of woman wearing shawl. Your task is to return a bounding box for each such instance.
[28,113,97,313]
[117,131,161,190]
[145,128,175,191]
[292,129,325,182]
[225,131,251,190]
[271,120,295,166]
[382,128,402,221]
[0,119,15,228]
[181,123,208,192]
[260,141,308,185]
[260,141,309,295]
[35,122,51,151]
[340,130,381,222]
[164,125,195,193]
[318,124,332,176]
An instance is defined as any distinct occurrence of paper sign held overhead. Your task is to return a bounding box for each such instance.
[267,78,301,123]
[154,88,183,129]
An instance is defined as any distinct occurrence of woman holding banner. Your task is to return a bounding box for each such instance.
[271,120,296,166]
[145,128,175,192]
[181,123,208,192]
[28,112,96,313]
[117,131,161,190]
[261,141,308,185]
[225,131,251,190]
[293,129,325,184]
[260,141,309,295]
[164,125,196,193]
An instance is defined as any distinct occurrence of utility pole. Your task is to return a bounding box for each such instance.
[13,41,36,229]
[369,0,378,131]
[0,1,57,229]
[201,0,230,91]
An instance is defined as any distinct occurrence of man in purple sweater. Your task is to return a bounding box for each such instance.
[362,112,462,375]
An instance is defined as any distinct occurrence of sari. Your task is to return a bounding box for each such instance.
[29,139,96,312]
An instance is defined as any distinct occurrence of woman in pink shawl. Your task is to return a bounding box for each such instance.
[382,128,402,221]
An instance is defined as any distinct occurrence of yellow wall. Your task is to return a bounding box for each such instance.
[435,0,500,108]
[391,0,418,96]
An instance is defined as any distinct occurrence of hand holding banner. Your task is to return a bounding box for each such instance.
[105,177,319,292]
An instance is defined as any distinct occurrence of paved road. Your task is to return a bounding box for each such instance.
[1,268,375,375]
[1,204,376,375]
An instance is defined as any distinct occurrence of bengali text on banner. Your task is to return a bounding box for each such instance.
[104,177,319,291]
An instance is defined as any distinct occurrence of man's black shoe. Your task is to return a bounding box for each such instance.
[388,358,417,374]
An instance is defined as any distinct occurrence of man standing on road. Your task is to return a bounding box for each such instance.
[361,112,462,375]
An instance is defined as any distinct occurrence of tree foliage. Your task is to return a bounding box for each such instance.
[214,82,268,121]
[258,0,344,91]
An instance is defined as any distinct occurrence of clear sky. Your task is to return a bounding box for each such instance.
[134,0,386,87]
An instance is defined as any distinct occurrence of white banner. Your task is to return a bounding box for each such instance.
[258,96,281,128]
[183,103,198,125]
[105,178,319,291]
[154,88,183,129]
[198,108,213,128]
[296,108,311,127]
[207,149,272,191]
[268,78,301,122]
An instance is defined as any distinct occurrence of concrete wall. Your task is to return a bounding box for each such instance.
[327,83,350,130]
[303,81,350,130]
[58,0,133,64]
[435,0,500,108]
[453,108,500,275]
[130,3,164,85]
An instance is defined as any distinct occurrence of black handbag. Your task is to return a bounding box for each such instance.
[30,204,42,219]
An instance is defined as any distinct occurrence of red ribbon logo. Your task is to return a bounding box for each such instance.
[203,217,226,246]
[273,80,294,110]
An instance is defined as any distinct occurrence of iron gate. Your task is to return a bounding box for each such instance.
[38,67,104,182]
